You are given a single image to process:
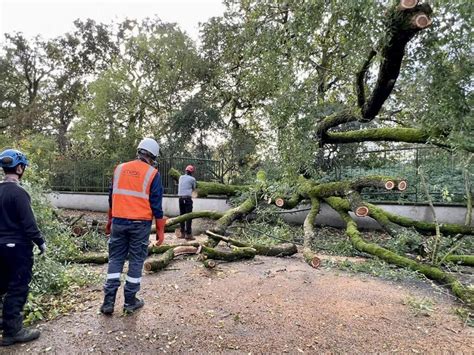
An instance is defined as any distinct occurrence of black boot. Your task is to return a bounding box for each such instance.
[1,328,41,346]
[123,297,144,314]
[100,290,117,315]
[0,294,3,330]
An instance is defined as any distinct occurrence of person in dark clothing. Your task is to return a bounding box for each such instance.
[0,149,46,346]
[177,165,196,240]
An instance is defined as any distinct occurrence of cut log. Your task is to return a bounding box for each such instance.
[399,0,417,10]
[384,180,395,190]
[275,198,285,207]
[412,13,432,29]
[355,206,369,217]
[144,249,175,273]
[303,250,321,268]
[397,180,407,191]
[173,246,200,256]
[201,245,257,261]
[67,252,109,264]
[205,230,297,257]
[72,225,86,236]
[203,259,217,269]
[148,242,200,255]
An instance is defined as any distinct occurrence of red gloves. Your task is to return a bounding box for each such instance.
[155,217,167,246]
[105,209,112,236]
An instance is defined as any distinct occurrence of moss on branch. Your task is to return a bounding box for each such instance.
[443,255,474,266]
[169,168,247,197]
[213,197,257,233]
[367,203,474,236]
[326,198,473,307]
[205,230,297,257]
[325,128,430,145]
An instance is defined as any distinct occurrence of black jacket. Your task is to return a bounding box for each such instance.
[0,181,44,246]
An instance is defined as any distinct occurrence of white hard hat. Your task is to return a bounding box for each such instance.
[137,138,160,157]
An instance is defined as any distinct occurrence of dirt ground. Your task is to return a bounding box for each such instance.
[1,211,472,353]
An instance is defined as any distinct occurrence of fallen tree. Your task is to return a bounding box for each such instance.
[65,1,472,308]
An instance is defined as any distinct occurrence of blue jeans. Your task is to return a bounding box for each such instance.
[103,222,151,304]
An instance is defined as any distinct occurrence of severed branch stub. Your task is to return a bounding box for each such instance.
[399,0,418,10]
[412,13,432,29]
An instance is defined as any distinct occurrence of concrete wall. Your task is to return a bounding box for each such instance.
[48,193,231,216]
[48,192,470,229]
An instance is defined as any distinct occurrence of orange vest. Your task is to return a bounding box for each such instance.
[111,160,158,220]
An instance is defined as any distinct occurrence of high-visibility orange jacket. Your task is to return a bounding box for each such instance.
[111,160,158,220]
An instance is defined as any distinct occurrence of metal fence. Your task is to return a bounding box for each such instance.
[45,147,471,204]
[324,146,470,204]
[48,157,223,194]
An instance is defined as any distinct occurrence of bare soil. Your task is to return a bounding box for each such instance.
[2,210,472,354]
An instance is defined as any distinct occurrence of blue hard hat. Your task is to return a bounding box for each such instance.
[0,149,29,168]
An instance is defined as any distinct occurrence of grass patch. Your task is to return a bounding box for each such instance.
[453,307,474,327]
[403,296,435,317]
[324,258,424,282]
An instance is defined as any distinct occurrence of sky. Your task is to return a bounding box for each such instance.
[0,0,225,42]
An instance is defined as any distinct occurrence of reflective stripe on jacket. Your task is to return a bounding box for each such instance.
[111,160,158,220]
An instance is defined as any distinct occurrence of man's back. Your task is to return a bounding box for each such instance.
[178,174,196,197]
[0,182,41,245]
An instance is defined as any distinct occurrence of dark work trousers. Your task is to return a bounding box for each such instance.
[0,243,34,336]
[179,197,193,235]
[103,222,151,304]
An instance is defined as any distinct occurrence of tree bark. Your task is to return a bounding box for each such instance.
[205,230,297,257]
[201,245,257,261]
[326,198,473,307]
[169,167,248,197]
[144,249,175,273]
[302,197,321,268]
[443,255,474,267]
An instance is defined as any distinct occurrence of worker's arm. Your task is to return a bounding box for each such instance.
[15,189,45,248]
[149,172,164,219]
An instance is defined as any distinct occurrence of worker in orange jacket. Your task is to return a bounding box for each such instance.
[100,138,166,315]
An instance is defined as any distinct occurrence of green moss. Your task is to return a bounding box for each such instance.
[169,167,248,197]
[327,198,473,308]
[367,203,474,236]
[327,128,430,144]
[444,255,474,266]
[201,246,257,261]
[215,197,257,233]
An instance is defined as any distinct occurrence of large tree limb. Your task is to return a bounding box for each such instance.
[361,3,433,120]
[326,198,473,308]
[316,2,433,142]
[205,230,297,257]
[366,203,474,236]
[356,49,377,109]
[213,196,257,233]
[144,249,175,273]
[169,167,247,197]
[303,197,321,268]
[324,128,431,144]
